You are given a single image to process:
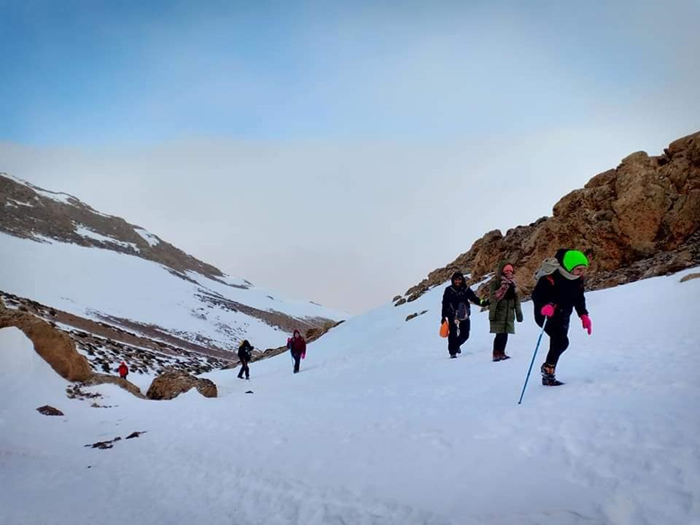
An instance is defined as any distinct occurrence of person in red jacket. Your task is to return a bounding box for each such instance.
[117,361,129,380]
[287,329,307,374]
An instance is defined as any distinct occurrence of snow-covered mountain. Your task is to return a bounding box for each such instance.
[2,266,698,524]
[2,133,699,524]
[0,173,345,370]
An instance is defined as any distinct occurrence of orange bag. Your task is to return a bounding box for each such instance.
[439,320,449,338]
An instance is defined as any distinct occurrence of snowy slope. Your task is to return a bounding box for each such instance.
[1,269,699,524]
[0,232,345,352]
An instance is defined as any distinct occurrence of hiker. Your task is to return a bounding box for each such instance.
[117,361,128,380]
[287,329,307,374]
[237,340,253,380]
[441,271,488,358]
[532,249,592,386]
[488,261,523,361]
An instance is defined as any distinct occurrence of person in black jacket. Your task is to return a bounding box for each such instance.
[441,271,488,358]
[237,340,253,380]
[532,249,592,386]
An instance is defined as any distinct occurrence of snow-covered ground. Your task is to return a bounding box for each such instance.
[1,269,699,524]
[0,232,346,351]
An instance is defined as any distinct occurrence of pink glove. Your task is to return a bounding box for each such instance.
[581,314,592,335]
[541,304,555,317]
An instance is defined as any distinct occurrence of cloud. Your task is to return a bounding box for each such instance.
[2,0,699,312]
[2,116,698,313]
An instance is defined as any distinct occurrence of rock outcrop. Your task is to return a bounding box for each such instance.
[36,405,64,416]
[397,131,700,302]
[0,303,93,381]
[1,302,147,398]
[146,371,218,400]
[84,374,146,399]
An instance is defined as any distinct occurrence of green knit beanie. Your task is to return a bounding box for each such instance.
[562,250,589,272]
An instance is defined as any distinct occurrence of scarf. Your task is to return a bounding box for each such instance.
[534,257,580,281]
[495,274,516,301]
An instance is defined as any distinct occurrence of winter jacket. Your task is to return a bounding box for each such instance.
[441,272,484,322]
[118,363,128,377]
[289,334,307,355]
[238,340,253,362]
[532,250,588,330]
[488,261,523,334]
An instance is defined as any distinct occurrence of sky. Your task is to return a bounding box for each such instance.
[1,0,699,313]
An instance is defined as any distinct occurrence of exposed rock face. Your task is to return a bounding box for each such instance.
[146,371,218,400]
[397,131,700,302]
[0,303,92,381]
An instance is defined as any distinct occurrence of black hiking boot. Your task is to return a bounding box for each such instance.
[541,363,564,386]
[450,354,457,359]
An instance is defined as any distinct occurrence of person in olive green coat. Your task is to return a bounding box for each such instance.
[488,260,523,361]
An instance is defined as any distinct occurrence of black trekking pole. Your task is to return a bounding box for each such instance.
[518,319,548,405]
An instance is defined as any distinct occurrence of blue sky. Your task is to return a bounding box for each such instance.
[3,0,695,145]
[1,0,699,312]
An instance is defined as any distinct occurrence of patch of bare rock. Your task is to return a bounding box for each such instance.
[146,371,217,400]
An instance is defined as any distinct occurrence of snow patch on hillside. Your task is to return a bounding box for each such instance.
[134,227,160,247]
[75,225,140,252]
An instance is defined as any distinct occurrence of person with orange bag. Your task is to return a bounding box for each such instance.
[441,271,488,358]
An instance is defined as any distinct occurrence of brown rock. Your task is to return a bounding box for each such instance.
[0,304,92,381]
[406,310,428,322]
[146,371,218,400]
[83,374,146,399]
[36,405,64,416]
[396,131,700,302]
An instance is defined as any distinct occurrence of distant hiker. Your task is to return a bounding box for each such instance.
[488,261,523,362]
[237,340,253,380]
[118,361,129,380]
[441,271,488,358]
[287,329,307,374]
[532,249,592,386]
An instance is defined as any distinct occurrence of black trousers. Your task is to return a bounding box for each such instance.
[537,313,571,367]
[447,318,471,356]
[292,351,302,373]
[237,359,250,379]
[493,333,508,356]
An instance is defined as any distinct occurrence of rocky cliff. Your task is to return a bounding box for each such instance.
[396,131,700,304]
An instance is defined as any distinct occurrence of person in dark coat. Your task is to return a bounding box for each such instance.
[117,361,129,380]
[237,340,253,380]
[532,249,592,386]
[288,329,307,374]
[488,261,523,361]
[441,271,488,358]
